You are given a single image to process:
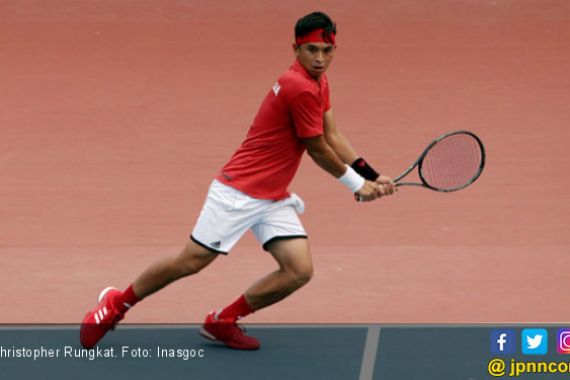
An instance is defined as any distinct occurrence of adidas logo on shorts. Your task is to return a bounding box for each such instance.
[210,241,221,249]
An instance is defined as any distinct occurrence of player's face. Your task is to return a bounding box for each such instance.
[294,42,335,80]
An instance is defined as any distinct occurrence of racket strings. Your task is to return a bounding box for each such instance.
[420,134,483,191]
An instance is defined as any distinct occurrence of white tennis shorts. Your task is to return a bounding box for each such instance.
[191,180,307,254]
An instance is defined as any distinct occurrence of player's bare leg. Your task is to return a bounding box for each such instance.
[132,240,219,298]
[80,240,218,348]
[200,238,312,350]
[244,238,313,310]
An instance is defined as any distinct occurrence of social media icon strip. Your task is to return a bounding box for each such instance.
[491,329,516,355]
[557,329,570,354]
[522,329,548,355]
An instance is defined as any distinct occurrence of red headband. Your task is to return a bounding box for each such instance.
[295,28,336,46]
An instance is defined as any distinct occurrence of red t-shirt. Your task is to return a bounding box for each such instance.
[216,60,331,200]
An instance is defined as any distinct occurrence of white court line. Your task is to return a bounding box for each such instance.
[358,325,381,380]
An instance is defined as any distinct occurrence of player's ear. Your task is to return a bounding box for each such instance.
[292,43,300,57]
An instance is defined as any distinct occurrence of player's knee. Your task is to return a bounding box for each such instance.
[177,255,209,276]
[176,241,217,277]
[291,265,313,288]
[179,260,202,276]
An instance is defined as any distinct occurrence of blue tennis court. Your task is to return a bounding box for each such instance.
[1,325,565,379]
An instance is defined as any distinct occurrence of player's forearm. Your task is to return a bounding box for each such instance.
[307,143,347,178]
[304,135,369,194]
[324,129,358,164]
[304,135,348,178]
[323,110,358,164]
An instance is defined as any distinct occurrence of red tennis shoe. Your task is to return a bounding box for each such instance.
[199,311,260,350]
[80,287,124,349]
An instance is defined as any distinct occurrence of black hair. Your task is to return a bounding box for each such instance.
[294,12,336,44]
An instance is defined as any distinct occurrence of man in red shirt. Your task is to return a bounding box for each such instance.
[80,11,396,351]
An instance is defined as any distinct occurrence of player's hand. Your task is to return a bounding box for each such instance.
[375,175,397,196]
[355,180,383,202]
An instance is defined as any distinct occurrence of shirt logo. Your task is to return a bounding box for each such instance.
[272,82,281,96]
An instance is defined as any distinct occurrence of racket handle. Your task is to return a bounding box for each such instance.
[354,193,361,202]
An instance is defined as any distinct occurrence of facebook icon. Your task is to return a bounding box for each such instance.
[491,329,516,355]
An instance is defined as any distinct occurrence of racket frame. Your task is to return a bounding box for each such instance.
[395,130,486,192]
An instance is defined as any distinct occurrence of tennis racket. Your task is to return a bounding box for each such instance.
[357,130,485,199]
[394,130,485,191]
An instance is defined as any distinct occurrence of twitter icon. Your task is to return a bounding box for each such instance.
[522,329,548,355]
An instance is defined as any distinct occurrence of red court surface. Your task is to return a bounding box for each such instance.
[1,1,569,324]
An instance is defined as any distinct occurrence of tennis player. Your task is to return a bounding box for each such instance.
[80,11,396,350]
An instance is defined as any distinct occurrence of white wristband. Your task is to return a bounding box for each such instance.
[338,165,365,193]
